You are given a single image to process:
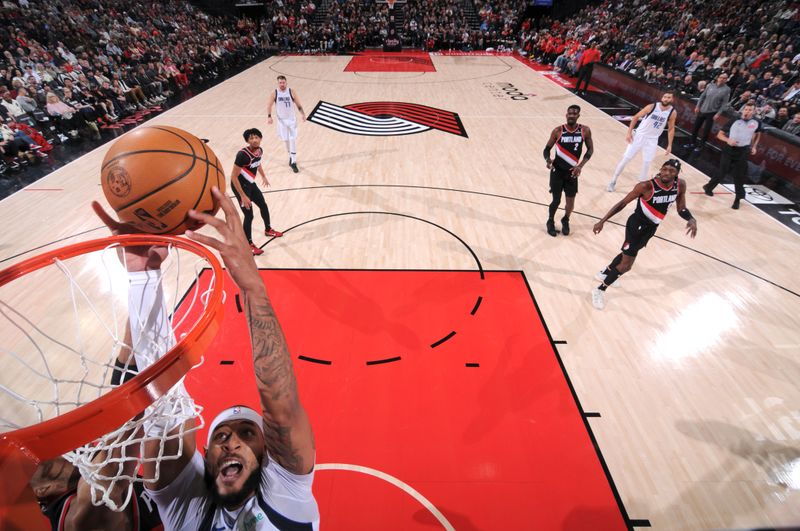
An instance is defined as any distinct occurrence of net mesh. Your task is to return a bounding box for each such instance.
[0,238,220,512]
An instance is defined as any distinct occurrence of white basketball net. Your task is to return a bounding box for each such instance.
[0,240,219,512]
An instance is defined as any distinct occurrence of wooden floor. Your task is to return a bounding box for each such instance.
[2,54,800,530]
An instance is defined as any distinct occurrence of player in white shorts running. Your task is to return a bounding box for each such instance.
[267,75,306,173]
[607,91,676,192]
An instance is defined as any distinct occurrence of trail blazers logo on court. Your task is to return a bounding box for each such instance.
[308,101,468,137]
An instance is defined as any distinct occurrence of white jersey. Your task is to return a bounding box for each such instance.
[275,87,296,123]
[635,102,674,140]
[147,451,319,531]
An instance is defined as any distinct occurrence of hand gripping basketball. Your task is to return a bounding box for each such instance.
[186,187,263,292]
[92,200,169,271]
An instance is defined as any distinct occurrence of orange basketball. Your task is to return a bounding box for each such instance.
[100,126,226,234]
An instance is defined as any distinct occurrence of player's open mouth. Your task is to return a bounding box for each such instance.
[219,459,244,484]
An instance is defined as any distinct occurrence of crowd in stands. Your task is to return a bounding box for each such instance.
[518,0,800,134]
[2,0,798,178]
[262,0,800,136]
[0,0,266,174]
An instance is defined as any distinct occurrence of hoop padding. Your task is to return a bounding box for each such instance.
[0,234,223,463]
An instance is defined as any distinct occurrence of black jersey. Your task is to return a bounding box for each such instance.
[635,177,678,225]
[43,483,161,531]
[234,146,263,183]
[553,124,585,171]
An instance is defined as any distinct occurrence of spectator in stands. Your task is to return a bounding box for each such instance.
[1,88,31,123]
[771,106,791,128]
[45,92,86,139]
[676,74,698,98]
[15,87,38,114]
[0,121,35,167]
[783,113,800,135]
[685,72,731,152]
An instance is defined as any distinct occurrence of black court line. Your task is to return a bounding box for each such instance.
[554,340,567,345]
[365,356,401,365]
[430,331,456,348]
[248,183,799,300]
[235,294,243,313]
[219,360,235,365]
[470,296,483,315]
[630,520,652,528]
[298,355,332,365]
[261,210,485,279]
[584,412,602,418]
[465,363,480,367]
[519,270,638,531]
[5,183,797,301]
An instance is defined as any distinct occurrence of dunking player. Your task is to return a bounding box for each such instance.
[267,75,306,173]
[542,105,594,236]
[607,91,676,192]
[591,159,697,310]
[230,128,283,256]
[92,189,319,530]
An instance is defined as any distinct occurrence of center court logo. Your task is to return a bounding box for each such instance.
[308,101,468,137]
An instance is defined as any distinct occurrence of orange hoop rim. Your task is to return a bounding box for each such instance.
[0,234,224,462]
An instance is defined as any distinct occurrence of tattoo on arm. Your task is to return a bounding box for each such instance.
[582,128,593,162]
[243,293,312,471]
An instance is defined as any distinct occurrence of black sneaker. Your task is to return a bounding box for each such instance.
[546,219,557,237]
[561,217,570,236]
[702,184,714,196]
[290,162,299,173]
[732,198,740,210]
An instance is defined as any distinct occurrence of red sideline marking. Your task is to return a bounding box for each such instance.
[512,54,604,92]
[344,102,464,136]
[23,188,64,192]
[183,270,627,530]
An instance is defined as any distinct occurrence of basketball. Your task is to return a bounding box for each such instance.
[100,126,226,234]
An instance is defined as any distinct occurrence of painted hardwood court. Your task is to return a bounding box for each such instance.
[1,54,799,530]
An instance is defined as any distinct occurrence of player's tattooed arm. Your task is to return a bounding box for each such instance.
[676,178,697,238]
[593,181,648,234]
[543,126,559,168]
[186,188,315,474]
[244,293,315,474]
[572,126,593,176]
[292,91,306,120]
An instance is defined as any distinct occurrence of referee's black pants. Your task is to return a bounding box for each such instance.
[706,146,749,199]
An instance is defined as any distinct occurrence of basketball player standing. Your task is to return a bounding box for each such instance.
[230,128,283,256]
[591,159,697,310]
[542,105,594,236]
[607,91,676,192]
[267,75,306,173]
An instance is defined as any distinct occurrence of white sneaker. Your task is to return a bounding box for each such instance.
[591,287,605,310]
[606,180,616,192]
[595,270,607,283]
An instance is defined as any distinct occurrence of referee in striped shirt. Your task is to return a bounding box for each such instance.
[702,101,762,210]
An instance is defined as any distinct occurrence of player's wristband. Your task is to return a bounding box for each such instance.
[267,114,271,118]
[678,208,694,221]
